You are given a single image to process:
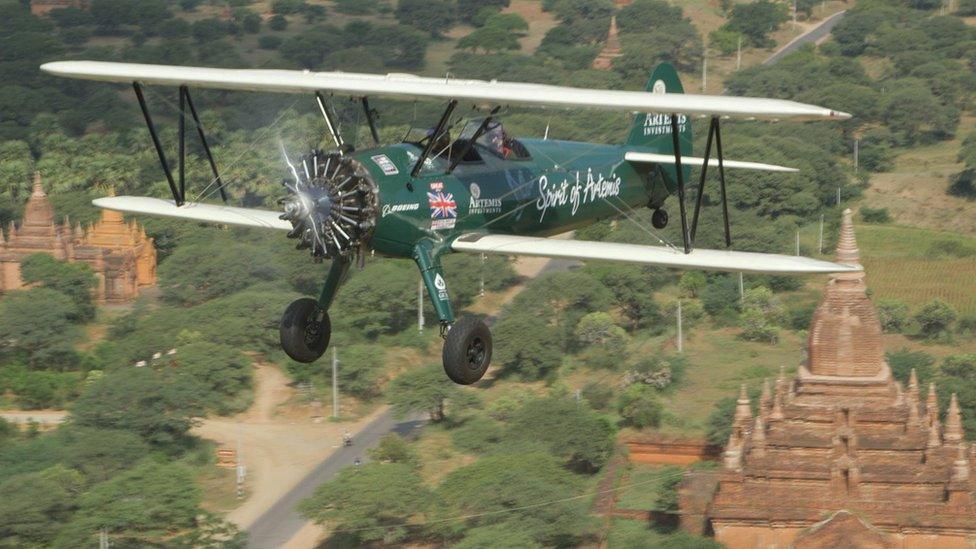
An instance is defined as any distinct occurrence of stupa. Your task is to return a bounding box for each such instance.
[0,173,156,303]
[680,209,976,548]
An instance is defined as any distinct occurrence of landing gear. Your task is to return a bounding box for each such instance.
[652,208,669,229]
[442,316,493,385]
[280,297,331,363]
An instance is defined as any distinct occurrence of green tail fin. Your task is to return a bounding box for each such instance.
[626,63,693,188]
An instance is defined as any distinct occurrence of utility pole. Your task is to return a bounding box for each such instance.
[99,529,109,549]
[792,0,797,29]
[702,54,707,92]
[331,346,339,419]
[676,300,683,353]
[417,278,424,333]
[853,139,859,172]
[837,186,842,206]
[818,214,824,254]
[795,231,800,256]
[736,35,742,70]
[738,272,744,302]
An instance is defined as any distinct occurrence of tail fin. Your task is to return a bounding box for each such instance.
[626,63,693,188]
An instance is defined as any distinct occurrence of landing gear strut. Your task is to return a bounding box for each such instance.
[442,316,493,385]
[280,297,332,363]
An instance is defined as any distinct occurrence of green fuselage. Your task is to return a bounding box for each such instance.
[354,138,670,259]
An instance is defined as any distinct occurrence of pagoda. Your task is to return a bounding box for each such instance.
[680,210,976,548]
[0,173,156,303]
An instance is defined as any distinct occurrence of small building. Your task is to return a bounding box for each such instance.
[0,173,156,304]
[680,210,976,548]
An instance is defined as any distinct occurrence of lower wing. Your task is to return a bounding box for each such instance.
[93,196,290,230]
[451,233,859,275]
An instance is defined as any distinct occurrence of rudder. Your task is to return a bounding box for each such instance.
[626,63,693,187]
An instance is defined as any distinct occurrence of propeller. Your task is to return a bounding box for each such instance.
[278,149,378,261]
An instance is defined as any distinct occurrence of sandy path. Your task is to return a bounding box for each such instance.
[192,361,387,531]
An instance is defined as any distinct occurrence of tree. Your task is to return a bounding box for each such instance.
[882,80,958,144]
[19,254,97,322]
[268,14,287,31]
[506,396,614,472]
[332,260,417,337]
[574,312,625,347]
[457,25,521,53]
[159,238,284,306]
[914,299,957,340]
[725,0,788,48]
[158,341,251,414]
[54,462,201,548]
[71,367,204,451]
[396,0,457,37]
[55,426,149,484]
[300,463,430,544]
[886,348,935,386]
[334,344,384,400]
[0,288,81,368]
[492,312,564,380]
[387,365,477,422]
[617,384,663,428]
[435,452,592,546]
[0,465,84,546]
[877,300,911,333]
[705,396,736,445]
[679,271,706,298]
[367,433,420,469]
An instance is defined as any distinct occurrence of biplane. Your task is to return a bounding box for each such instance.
[40,60,858,385]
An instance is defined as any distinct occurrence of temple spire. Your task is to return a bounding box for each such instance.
[908,369,919,399]
[927,383,939,426]
[734,384,753,432]
[751,415,767,458]
[760,378,772,413]
[928,417,942,450]
[946,393,964,444]
[952,444,970,483]
[836,208,860,265]
[31,171,44,197]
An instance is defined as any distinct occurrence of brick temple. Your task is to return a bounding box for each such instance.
[680,210,976,548]
[29,0,89,16]
[0,173,156,303]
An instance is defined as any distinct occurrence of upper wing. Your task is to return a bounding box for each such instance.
[624,152,798,173]
[93,196,290,230]
[41,61,850,121]
[451,233,860,275]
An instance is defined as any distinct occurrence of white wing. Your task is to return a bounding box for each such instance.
[40,61,850,121]
[451,233,859,275]
[624,152,798,173]
[93,196,291,230]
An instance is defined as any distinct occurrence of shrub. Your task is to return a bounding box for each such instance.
[948,168,976,200]
[258,35,282,50]
[268,14,288,31]
[580,382,614,410]
[450,416,504,453]
[860,206,891,223]
[886,348,935,386]
[740,308,778,343]
[927,239,976,258]
[914,299,957,340]
[877,300,911,333]
[617,385,663,429]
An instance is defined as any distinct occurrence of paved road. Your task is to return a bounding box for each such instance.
[245,410,425,548]
[763,11,847,66]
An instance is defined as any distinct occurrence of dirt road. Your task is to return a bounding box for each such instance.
[192,361,387,531]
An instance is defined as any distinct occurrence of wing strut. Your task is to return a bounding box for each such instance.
[670,114,733,254]
[132,82,227,206]
[315,91,346,153]
[447,106,499,174]
[360,97,380,146]
[411,99,457,178]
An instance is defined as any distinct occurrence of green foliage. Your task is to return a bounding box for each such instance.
[158,341,252,414]
[268,14,287,31]
[458,25,521,53]
[678,271,706,298]
[450,415,504,453]
[580,264,665,330]
[396,0,457,37]
[938,354,976,437]
[725,0,788,48]
[575,312,627,347]
[701,274,740,319]
[335,344,385,400]
[928,238,976,258]
[860,206,891,223]
[949,168,976,200]
[580,381,614,410]
[71,367,204,451]
[877,300,911,333]
[300,462,430,544]
[387,364,478,422]
[19,254,97,322]
[887,348,936,387]
[492,311,565,380]
[332,260,417,338]
[739,307,779,343]
[53,461,201,548]
[705,396,736,446]
[914,299,957,340]
[0,465,84,546]
[435,452,591,546]
[0,364,78,409]
[506,396,614,472]
[881,79,959,144]
[0,288,81,369]
[367,433,421,469]
[616,384,663,429]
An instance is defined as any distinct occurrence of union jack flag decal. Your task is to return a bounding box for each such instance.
[427,192,457,219]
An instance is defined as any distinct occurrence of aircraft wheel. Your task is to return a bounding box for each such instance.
[652,208,669,229]
[280,298,331,363]
[442,316,492,385]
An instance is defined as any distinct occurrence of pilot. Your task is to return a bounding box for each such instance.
[487,122,511,159]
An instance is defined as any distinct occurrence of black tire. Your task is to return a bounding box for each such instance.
[652,208,669,229]
[280,298,331,363]
[442,316,492,385]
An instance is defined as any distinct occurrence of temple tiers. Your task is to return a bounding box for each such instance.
[680,210,976,548]
[0,173,156,303]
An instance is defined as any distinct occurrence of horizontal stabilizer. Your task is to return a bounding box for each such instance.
[92,196,290,230]
[625,152,797,173]
[40,61,850,121]
[452,234,860,275]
